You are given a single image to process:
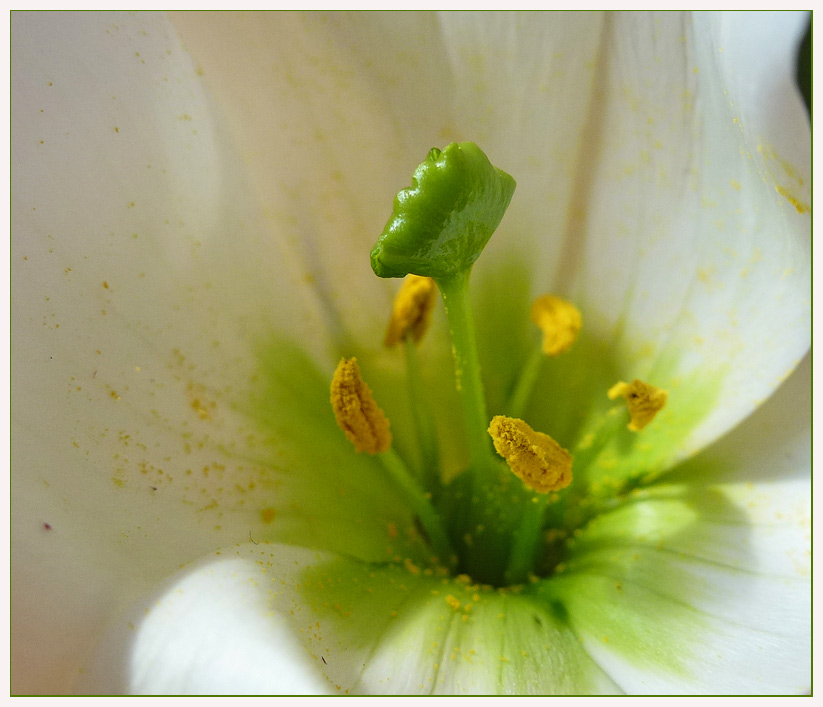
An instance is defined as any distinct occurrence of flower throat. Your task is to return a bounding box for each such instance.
[330,142,666,588]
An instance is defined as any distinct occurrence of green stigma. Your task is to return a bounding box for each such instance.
[370,142,516,280]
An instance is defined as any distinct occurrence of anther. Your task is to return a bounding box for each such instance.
[607,379,668,431]
[384,275,438,347]
[530,295,582,356]
[488,415,572,493]
[331,358,392,453]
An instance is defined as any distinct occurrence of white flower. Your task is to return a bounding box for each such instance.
[11,11,809,695]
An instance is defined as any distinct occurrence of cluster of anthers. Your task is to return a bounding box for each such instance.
[331,279,666,485]
[330,275,667,570]
[327,142,668,585]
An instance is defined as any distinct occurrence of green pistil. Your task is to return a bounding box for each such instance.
[368,142,557,586]
[369,141,515,484]
[370,142,516,280]
[435,271,498,477]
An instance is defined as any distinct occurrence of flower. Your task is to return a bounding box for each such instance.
[11,11,810,695]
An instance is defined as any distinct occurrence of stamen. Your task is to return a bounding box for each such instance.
[330,362,453,563]
[384,275,438,347]
[530,295,582,356]
[330,358,392,454]
[488,415,572,493]
[607,379,668,431]
[506,295,582,417]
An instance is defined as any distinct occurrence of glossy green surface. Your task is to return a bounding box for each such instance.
[370,142,516,279]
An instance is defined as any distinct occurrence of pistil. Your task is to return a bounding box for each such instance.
[436,271,497,476]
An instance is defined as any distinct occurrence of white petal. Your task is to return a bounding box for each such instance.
[170,12,448,348]
[562,12,809,456]
[470,11,810,483]
[99,544,620,695]
[13,11,811,696]
[546,356,810,694]
[81,550,331,694]
[11,11,371,692]
[11,11,245,691]
[706,11,810,178]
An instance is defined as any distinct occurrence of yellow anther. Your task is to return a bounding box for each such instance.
[607,379,668,431]
[330,358,392,454]
[384,275,438,347]
[530,295,582,356]
[488,415,572,493]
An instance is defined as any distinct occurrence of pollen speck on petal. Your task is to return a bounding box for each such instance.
[330,358,392,454]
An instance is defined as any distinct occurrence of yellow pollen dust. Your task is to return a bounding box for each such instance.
[330,358,392,454]
[488,415,572,493]
[384,275,438,347]
[530,295,582,356]
[608,379,668,431]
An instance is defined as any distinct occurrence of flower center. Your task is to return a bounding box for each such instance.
[329,142,667,589]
